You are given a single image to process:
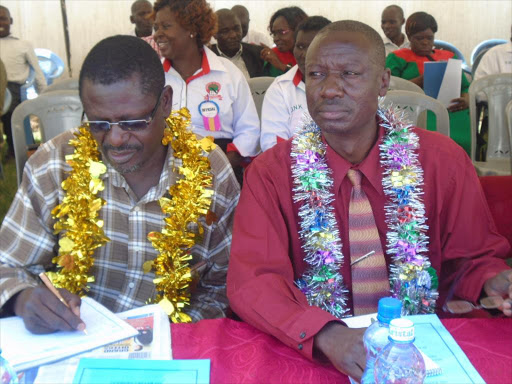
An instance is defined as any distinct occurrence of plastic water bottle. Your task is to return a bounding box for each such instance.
[0,349,19,384]
[374,318,426,384]
[360,297,402,384]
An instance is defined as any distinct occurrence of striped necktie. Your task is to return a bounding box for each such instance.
[347,169,390,315]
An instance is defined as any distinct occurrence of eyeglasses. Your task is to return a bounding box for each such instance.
[270,29,291,37]
[443,295,504,314]
[83,91,163,133]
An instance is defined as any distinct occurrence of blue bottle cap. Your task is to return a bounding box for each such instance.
[377,297,402,324]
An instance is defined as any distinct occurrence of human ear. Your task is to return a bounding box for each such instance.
[379,68,391,97]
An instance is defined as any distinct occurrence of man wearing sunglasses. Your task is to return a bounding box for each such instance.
[0,35,240,334]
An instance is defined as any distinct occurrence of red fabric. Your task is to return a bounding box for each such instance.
[292,69,303,87]
[227,123,510,361]
[272,47,296,67]
[393,48,455,75]
[479,176,512,257]
[171,318,512,384]
[226,142,238,153]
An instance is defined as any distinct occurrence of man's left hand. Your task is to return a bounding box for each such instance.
[483,270,512,316]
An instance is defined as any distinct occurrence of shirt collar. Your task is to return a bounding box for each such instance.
[383,34,408,48]
[163,46,212,84]
[103,144,177,203]
[216,44,243,60]
[325,119,385,196]
[293,68,303,87]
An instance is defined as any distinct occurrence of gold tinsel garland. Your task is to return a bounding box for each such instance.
[147,108,214,323]
[49,108,214,324]
[48,125,110,293]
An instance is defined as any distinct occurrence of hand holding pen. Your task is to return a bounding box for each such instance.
[10,273,86,334]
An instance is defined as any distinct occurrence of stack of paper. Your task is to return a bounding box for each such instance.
[0,297,138,372]
[34,304,172,384]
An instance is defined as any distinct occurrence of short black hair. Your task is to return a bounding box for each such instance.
[406,12,438,37]
[0,5,10,16]
[383,5,404,19]
[317,20,386,68]
[79,35,164,98]
[295,16,331,40]
[268,6,308,33]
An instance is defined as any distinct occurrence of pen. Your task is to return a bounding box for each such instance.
[350,251,376,266]
[39,272,88,334]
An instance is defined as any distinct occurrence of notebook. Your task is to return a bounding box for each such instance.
[419,349,443,377]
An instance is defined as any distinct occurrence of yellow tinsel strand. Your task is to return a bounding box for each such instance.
[48,125,110,294]
[147,108,214,323]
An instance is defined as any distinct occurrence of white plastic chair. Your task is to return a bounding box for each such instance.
[11,90,82,185]
[381,90,450,137]
[469,74,512,176]
[388,76,425,94]
[506,100,512,172]
[42,78,79,94]
[247,76,275,119]
[2,88,11,115]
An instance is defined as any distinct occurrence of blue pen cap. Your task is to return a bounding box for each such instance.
[377,297,402,324]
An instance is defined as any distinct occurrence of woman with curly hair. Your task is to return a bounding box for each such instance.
[153,0,260,183]
[260,6,308,77]
[385,12,471,155]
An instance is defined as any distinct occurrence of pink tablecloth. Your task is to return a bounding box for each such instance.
[172,318,512,384]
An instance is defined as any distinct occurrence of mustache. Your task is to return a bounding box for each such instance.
[102,144,142,151]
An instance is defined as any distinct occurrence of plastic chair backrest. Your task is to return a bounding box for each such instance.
[11,90,82,185]
[469,74,512,161]
[34,48,65,86]
[470,39,507,65]
[381,90,450,137]
[434,40,471,74]
[42,78,79,93]
[20,67,35,102]
[388,76,425,94]
[506,99,512,170]
[2,88,11,115]
[247,76,275,119]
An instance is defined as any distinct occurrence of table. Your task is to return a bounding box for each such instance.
[172,318,512,384]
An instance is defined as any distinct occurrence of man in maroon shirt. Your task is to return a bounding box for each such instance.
[227,20,512,381]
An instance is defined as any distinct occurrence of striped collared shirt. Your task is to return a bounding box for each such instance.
[0,129,240,321]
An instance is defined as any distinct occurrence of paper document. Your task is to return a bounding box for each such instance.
[0,297,138,372]
[424,59,462,107]
[408,314,485,384]
[72,358,210,384]
[345,312,482,383]
[34,304,172,384]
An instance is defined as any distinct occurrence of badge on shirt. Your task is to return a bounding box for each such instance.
[205,82,223,101]
[199,100,221,132]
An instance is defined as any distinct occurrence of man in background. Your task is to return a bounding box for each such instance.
[231,4,273,47]
[129,0,153,38]
[381,4,409,56]
[474,25,512,80]
[210,9,264,80]
[0,5,46,158]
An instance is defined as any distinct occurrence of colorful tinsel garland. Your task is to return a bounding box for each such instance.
[292,107,438,317]
[49,108,214,323]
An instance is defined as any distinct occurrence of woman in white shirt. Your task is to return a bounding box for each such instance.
[153,0,260,183]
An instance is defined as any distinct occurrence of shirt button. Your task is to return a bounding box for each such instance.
[298,343,303,350]
[128,282,135,289]
[300,332,306,339]
[133,206,140,212]
[133,247,141,253]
